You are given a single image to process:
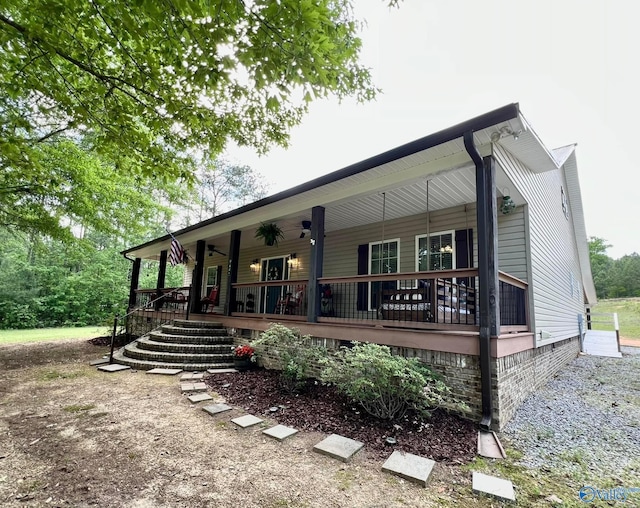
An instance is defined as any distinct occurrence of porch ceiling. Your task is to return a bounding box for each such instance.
[126,104,554,260]
[172,160,525,256]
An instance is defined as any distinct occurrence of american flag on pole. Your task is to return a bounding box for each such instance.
[169,237,185,266]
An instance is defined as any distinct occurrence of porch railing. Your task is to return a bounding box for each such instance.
[133,286,191,311]
[317,269,478,330]
[498,271,528,331]
[233,280,308,318]
[229,269,529,332]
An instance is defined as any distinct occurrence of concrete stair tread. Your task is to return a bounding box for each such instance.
[172,319,224,329]
[161,325,225,336]
[112,349,233,371]
[123,342,233,362]
[136,337,232,353]
[148,331,232,343]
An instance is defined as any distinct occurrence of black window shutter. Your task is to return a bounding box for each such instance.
[455,229,473,285]
[215,265,222,305]
[357,244,368,311]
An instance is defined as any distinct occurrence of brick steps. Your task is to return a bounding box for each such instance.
[111,350,234,371]
[172,319,223,329]
[136,337,233,354]
[147,332,233,345]
[123,342,233,363]
[114,319,235,371]
[160,325,228,337]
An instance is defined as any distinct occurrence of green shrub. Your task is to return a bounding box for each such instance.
[320,341,456,420]
[251,323,326,393]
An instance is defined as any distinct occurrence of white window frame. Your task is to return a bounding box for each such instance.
[368,238,400,312]
[203,265,219,297]
[415,230,456,273]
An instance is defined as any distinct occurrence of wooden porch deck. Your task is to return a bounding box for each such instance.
[182,311,534,359]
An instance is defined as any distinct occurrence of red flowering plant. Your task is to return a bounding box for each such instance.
[233,344,255,361]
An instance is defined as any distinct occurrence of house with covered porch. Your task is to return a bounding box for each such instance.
[120,103,596,430]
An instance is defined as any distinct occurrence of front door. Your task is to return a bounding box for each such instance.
[260,256,289,313]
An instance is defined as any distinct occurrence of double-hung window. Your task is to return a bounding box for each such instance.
[369,239,400,311]
[416,231,455,272]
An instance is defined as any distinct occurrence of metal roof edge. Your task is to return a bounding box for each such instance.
[122,103,520,255]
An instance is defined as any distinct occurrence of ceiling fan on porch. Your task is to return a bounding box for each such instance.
[299,220,312,238]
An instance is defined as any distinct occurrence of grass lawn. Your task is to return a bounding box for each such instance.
[591,297,640,340]
[0,326,107,345]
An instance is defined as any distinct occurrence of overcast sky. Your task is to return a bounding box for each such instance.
[227,0,637,260]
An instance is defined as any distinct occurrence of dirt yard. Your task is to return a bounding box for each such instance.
[0,338,505,508]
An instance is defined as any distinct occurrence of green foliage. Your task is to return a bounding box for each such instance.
[592,298,640,339]
[138,261,185,292]
[251,323,325,393]
[0,0,376,209]
[255,222,285,247]
[320,342,456,420]
[190,157,269,224]
[63,404,96,413]
[0,326,103,344]
[0,230,130,329]
[0,136,186,241]
[588,237,640,299]
[589,236,615,299]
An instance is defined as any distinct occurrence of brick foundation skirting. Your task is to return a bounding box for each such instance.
[231,329,580,430]
[492,336,580,428]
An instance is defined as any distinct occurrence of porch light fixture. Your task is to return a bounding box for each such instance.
[250,259,260,273]
[439,245,453,253]
[287,253,299,268]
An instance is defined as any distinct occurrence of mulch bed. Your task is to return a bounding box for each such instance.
[205,368,476,463]
[87,334,129,347]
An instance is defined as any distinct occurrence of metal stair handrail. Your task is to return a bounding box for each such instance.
[109,291,190,363]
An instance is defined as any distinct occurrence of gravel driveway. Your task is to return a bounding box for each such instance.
[502,346,640,484]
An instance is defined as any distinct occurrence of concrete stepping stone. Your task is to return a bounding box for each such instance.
[313,434,363,463]
[97,364,131,373]
[180,382,207,393]
[89,358,110,366]
[381,450,435,487]
[180,372,203,380]
[263,425,299,442]
[472,471,516,502]
[148,368,183,375]
[187,393,213,403]
[202,403,232,416]
[231,414,263,428]
[207,368,238,374]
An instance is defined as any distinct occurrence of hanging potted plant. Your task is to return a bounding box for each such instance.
[255,222,285,246]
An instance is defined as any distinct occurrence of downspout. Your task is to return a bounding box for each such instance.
[463,130,493,431]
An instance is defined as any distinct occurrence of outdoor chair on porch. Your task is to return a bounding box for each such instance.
[160,289,188,310]
[201,286,219,313]
[275,285,304,315]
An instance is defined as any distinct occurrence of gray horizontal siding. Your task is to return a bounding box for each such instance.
[494,144,584,344]
[323,204,479,277]
[497,207,527,280]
